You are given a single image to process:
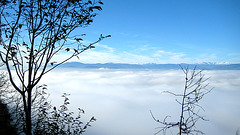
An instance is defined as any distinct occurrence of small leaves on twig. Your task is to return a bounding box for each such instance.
[73,49,78,53]
[106,34,111,37]
[35,93,96,134]
[89,6,102,11]
[75,38,83,42]
[65,48,70,52]
[90,45,95,49]
[50,61,57,66]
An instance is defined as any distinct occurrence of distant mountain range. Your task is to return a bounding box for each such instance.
[59,62,240,70]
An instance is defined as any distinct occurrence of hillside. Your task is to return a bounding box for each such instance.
[59,62,240,70]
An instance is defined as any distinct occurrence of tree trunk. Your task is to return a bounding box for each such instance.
[25,108,32,135]
[23,90,32,135]
[27,90,32,135]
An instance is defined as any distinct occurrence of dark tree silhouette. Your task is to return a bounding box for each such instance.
[151,66,212,135]
[0,63,17,134]
[1,81,96,134]
[0,0,110,134]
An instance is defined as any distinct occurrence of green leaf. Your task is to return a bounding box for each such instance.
[65,48,70,52]
[23,42,27,46]
[89,6,102,11]
[75,38,83,42]
[62,28,67,34]
[11,52,17,57]
[94,6,102,10]
[74,49,78,53]
[0,24,7,27]
[87,19,93,24]
[50,61,57,65]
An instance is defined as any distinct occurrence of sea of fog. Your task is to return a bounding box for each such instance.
[38,68,240,135]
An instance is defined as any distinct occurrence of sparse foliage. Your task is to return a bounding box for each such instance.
[0,84,49,134]
[151,66,212,135]
[1,82,96,135]
[0,64,9,99]
[0,0,109,134]
[0,64,17,134]
[34,93,96,135]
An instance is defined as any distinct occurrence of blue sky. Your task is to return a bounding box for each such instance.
[71,0,240,64]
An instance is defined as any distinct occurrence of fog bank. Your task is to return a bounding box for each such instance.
[40,69,240,135]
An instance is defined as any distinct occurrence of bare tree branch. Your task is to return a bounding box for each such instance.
[151,66,212,135]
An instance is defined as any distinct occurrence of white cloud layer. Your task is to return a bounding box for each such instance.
[39,69,240,135]
[51,43,223,64]
[77,44,191,64]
